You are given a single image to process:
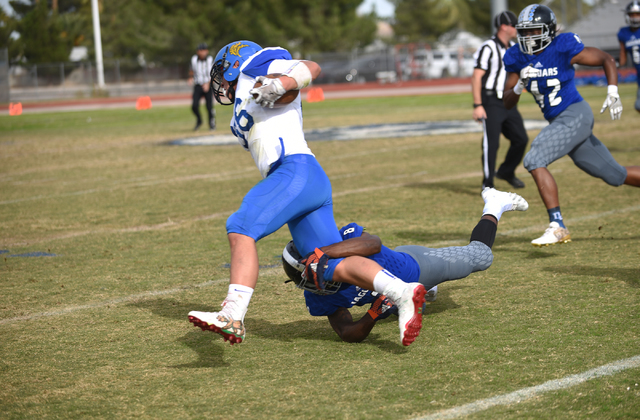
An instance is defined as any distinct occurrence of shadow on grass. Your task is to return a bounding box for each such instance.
[131,289,464,357]
[404,181,480,197]
[542,265,640,288]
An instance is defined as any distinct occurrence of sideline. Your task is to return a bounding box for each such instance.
[411,354,640,420]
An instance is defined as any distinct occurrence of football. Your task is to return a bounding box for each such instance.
[252,74,299,106]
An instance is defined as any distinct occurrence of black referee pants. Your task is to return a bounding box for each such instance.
[192,84,215,128]
[481,94,528,188]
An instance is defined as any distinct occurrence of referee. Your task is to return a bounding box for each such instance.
[189,43,215,131]
[472,11,528,190]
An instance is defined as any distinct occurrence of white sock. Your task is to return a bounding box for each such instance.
[482,202,503,221]
[373,269,406,303]
[225,284,254,321]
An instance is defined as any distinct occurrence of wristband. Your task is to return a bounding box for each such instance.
[607,85,618,95]
[284,62,313,90]
[473,103,482,108]
[513,80,524,95]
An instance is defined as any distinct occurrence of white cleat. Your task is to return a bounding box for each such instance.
[396,283,426,347]
[188,309,245,345]
[531,222,571,247]
[482,187,529,213]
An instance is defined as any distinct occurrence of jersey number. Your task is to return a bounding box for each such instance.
[233,97,254,149]
[632,46,640,65]
[529,78,562,109]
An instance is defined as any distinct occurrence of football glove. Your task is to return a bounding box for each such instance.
[514,65,536,95]
[600,86,623,120]
[367,294,398,320]
[250,76,287,108]
[300,248,330,292]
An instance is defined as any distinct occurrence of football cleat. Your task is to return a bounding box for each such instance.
[396,283,427,347]
[482,187,529,218]
[188,310,245,345]
[531,222,571,247]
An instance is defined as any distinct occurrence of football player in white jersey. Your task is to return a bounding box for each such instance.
[187,41,427,346]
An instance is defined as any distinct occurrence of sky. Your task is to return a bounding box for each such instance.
[357,0,395,18]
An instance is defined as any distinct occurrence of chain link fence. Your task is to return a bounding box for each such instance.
[4,44,479,103]
[7,58,191,102]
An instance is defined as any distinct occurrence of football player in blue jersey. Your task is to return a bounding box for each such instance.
[503,4,640,246]
[187,41,427,346]
[618,0,640,113]
[282,188,528,343]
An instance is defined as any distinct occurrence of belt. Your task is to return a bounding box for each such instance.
[484,90,503,99]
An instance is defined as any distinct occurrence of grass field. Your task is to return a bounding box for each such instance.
[1,85,639,419]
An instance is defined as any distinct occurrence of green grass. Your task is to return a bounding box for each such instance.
[1,85,639,419]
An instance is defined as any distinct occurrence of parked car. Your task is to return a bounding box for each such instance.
[315,53,397,84]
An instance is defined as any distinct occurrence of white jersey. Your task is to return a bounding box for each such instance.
[230,48,314,178]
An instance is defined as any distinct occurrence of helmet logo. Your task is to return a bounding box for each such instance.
[229,42,249,57]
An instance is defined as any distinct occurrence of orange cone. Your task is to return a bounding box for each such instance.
[136,96,152,110]
[306,87,325,103]
[9,102,23,116]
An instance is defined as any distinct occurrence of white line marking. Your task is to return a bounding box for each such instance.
[411,354,640,420]
[0,267,280,325]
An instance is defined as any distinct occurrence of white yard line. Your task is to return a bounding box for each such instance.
[411,355,640,420]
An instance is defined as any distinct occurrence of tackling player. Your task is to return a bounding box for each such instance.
[618,0,640,113]
[187,41,427,346]
[282,188,528,343]
[503,4,640,246]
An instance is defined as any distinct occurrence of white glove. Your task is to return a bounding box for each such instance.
[514,65,537,95]
[250,76,287,108]
[600,85,623,120]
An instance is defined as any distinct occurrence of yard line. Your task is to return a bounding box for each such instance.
[0,268,280,325]
[411,354,640,420]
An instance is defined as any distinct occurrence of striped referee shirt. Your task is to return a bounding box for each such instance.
[473,36,514,99]
[191,54,214,85]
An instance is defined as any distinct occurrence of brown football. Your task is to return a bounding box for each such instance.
[252,73,299,106]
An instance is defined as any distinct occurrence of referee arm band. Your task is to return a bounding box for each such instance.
[473,104,483,108]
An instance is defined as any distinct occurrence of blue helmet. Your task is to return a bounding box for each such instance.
[210,40,262,105]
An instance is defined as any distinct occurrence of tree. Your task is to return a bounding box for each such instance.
[8,0,77,63]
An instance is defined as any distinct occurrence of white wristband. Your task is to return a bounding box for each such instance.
[513,80,524,95]
[607,85,618,95]
[284,62,313,90]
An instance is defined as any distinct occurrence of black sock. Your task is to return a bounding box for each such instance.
[469,218,498,248]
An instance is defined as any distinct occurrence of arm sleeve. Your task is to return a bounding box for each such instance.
[240,47,293,78]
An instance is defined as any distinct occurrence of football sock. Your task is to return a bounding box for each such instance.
[469,218,498,248]
[225,284,254,321]
[547,206,566,228]
[373,269,406,303]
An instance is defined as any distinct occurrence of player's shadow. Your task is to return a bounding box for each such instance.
[405,180,480,198]
[131,289,464,357]
[542,265,639,288]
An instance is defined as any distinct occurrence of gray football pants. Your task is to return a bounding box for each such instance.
[523,100,627,186]
[394,241,493,291]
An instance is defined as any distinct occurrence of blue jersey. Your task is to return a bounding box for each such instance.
[303,223,421,316]
[504,33,585,120]
[618,26,640,85]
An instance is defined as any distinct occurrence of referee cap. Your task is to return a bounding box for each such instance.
[494,11,517,28]
[197,43,209,51]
